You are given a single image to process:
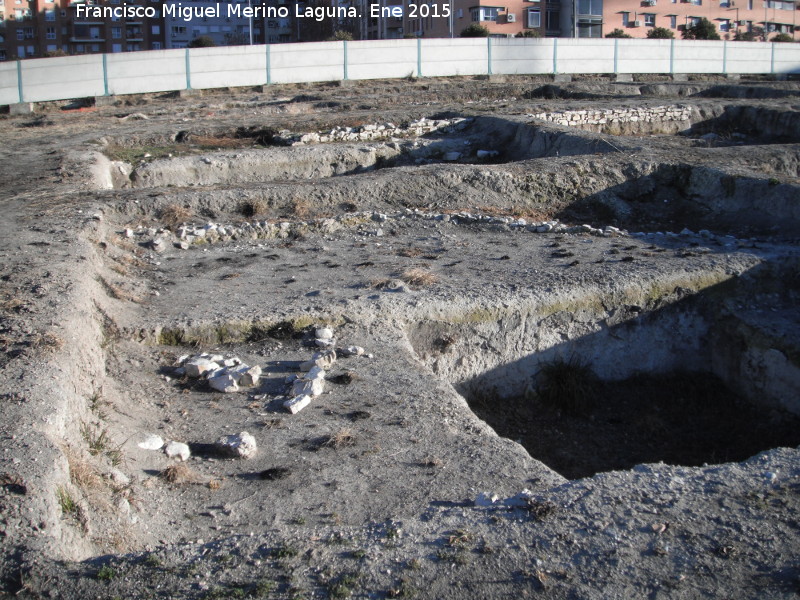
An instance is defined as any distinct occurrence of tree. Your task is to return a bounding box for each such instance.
[771,33,795,42]
[188,36,216,48]
[224,32,250,46]
[734,27,764,41]
[326,30,354,41]
[682,17,721,40]
[647,27,674,39]
[605,28,632,38]
[460,24,490,37]
[515,30,542,38]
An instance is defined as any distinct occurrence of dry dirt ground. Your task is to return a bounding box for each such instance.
[0,75,799,599]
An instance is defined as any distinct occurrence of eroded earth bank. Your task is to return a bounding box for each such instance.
[1,76,799,599]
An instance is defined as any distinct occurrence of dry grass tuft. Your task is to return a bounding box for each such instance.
[370,277,395,290]
[321,428,357,450]
[0,297,25,312]
[161,463,202,484]
[400,267,437,288]
[159,204,192,227]
[65,448,102,489]
[192,135,248,149]
[30,331,64,353]
[397,247,424,258]
[291,197,312,220]
[421,455,444,468]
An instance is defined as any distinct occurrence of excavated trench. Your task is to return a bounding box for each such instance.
[409,260,800,480]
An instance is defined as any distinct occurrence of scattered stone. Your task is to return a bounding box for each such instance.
[208,372,239,393]
[306,365,326,380]
[284,394,311,414]
[475,492,499,507]
[234,365,262,387]
[292,377,324,397]
[339,346,365,357]
[164,441,190,461]
[300,349,337,371]
[315,327,334,340]
[184,357,219,378]
[214,432,257,459]
[138,434,164,451]
[107,468,130,486]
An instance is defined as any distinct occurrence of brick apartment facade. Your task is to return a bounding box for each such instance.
[0,0,168,60]
[406,0,798,40]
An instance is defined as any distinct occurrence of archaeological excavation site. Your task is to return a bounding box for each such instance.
[0,75,799,599]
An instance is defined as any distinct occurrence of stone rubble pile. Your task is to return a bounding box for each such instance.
[282,327,367,415]
[529,105,692,127]
[128,204,755,256]
[174,352,262,394]
[274,117,472,146]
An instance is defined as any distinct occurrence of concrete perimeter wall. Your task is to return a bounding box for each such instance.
[2,37,799,106]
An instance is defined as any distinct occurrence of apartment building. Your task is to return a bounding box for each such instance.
[163,0,281,47]
[404,0,798,39]
[0,0,166,60]
[605,0,798,40]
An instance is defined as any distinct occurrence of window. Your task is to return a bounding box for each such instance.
[747,0,753,8]
[89,25,100,38]
[621,11,629,25]
[719,18,730,30]
[687,16,700,26]
[470,6,500,21]
[577,0,602,16]
[45,9,55,20]
[0,50,6,60]
[171,25,186,35]
[17,45,26,57]
[60,9,66,16]
[23,26,33,38]
[46,44,56,51]
[16,29,24,40]
[457,8,463,17]
[151,24,160,34]
[526,8,541,26]
[546,9,559,29]
[643,13,655,26]
[90,43,99,51]
[112,43,122,52]
[46,26,56,39]
[670,14,676,27]
[151,41,161,49]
